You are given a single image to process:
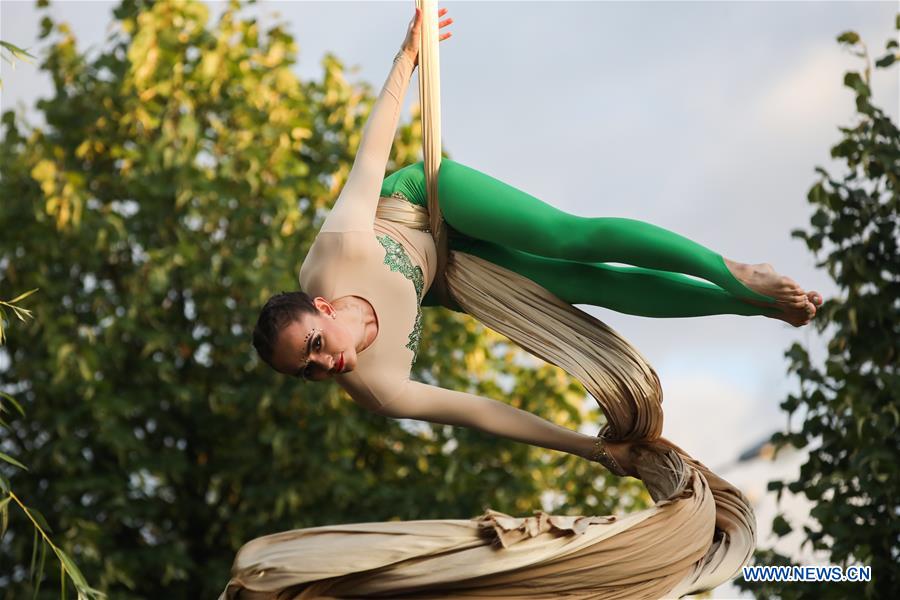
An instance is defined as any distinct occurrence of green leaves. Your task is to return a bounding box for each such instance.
[0,40,36,89]
[0,288,38,345]
[0,451,29,471]
[842,72,871,98]
[810,209,830,228]
[740,20,900,600]
[0,495,10,542]
[772,514,792,537]
[836,31,860,46]
[875,52,896,68]
[1,390,26,417]
[14,497,108,600]
[31,529,48,598]
[0,41,35,62]
[54,546,104,599]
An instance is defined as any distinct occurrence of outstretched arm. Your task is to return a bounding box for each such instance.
[376,380,598,460]
[319,51,414,234]
[321,7,452,233]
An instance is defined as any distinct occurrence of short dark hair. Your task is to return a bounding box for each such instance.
[253,290,318,368]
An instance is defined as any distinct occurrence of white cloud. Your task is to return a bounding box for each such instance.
[758,45,850,128]
[657,362,776,464]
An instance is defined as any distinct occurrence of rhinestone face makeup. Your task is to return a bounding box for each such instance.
[299,327,323,369]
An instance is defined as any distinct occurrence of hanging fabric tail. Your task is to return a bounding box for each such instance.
[415,0,453,308]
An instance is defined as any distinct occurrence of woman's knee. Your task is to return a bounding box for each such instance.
[548,215,605,259]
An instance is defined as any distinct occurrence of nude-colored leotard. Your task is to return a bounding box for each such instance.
[298,52,593,458]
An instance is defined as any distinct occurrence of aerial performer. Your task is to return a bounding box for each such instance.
[223,3,823,598]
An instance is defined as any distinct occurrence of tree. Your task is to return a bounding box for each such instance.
[0,1,646,597]
[737,15,900,600]
[3,29,106,600]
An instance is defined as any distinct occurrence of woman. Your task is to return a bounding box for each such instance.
[252,7,821,474]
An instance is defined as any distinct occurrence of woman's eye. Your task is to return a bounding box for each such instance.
[315,336,322,350]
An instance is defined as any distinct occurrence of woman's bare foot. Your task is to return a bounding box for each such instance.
[725,259,808,307]
[725,259,823,327]
[765,290,822,327]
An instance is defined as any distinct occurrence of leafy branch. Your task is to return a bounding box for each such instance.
[737,14,900,599]
[0,40,36,90]
[1,491,106,600]
[2,288,104,597]
[0,288,38,345]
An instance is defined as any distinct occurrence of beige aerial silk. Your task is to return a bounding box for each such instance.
[220,2,756,597]
[417,0,452,309]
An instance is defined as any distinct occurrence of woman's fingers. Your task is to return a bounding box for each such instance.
[412,6,451,44]
[438,6,452,40]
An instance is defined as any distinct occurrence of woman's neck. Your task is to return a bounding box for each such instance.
[334,296,378,352]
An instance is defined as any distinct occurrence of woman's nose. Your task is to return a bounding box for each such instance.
[313,353,334,373]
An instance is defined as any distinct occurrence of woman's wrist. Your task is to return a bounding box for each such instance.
[396,48,417,66]
[589,439,628,476]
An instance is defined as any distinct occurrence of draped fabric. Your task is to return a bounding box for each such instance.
[415,0,452,309]
[219,199,756,599]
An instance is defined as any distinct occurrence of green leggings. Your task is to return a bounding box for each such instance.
[381,160,779,319]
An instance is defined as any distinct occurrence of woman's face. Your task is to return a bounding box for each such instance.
[270,302,358,381]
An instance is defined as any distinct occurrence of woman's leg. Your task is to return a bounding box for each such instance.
[438,160,778,306]
[452,237,780,318]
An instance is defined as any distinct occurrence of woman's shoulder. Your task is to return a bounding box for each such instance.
[299,231,377,287]
[307,229,380,255]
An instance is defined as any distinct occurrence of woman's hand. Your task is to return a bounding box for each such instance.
[401,6,453,67]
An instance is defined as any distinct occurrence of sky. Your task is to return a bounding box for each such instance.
[2,1,897,596]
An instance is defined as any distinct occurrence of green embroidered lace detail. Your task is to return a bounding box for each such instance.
[376,234,425,367]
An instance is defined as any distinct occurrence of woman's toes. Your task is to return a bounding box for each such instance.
[805,295,819,319]
[780,292,808,308]
[798,301,816,325]
[783,301,815,327]
[784,278,804,295]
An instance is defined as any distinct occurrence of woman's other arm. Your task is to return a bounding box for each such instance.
[375,380,597,460]
[321,7,452,233]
